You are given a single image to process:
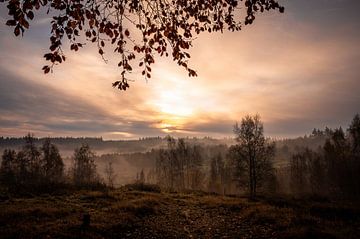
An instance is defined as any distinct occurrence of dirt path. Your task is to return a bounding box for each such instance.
[120,193,276,238]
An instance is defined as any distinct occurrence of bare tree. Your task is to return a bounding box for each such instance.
[232,114,275,198]
[155,136,204,191]
[104,161,117,188]
[208,153,225,194]
[290,149,310,195]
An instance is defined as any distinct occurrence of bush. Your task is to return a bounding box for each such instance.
[125,183,161,193]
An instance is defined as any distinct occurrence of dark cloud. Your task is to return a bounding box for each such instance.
[126,121,162,135]
[0,68,108,119]
[285,0,360,28]
[0,68,164,137]
[183,121,234,135]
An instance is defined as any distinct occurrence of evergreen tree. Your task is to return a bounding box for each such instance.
[348,114,360,154]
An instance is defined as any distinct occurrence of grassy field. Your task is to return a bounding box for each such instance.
[0,186,359,239]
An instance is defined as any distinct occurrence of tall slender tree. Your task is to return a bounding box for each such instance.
[232,114,275,198]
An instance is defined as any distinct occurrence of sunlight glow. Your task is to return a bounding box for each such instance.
[155,91,194,117]
[1,3,359,139]
[157,120,181,133]
[109,131,134,138]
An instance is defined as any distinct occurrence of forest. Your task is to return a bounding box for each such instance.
[1,114,359,200]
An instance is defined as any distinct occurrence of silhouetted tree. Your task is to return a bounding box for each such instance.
[0,149,17,186]
[308,151,327,195]
[1,135,65,189]
[311,128,324,137]
[14,150,28,185]
[139,169,145,184]
[146,168,157,184]
[232,114,275,198]
[347,114,360,197]
[208,153,225,194]
[104,161,116,188]
[227,144,247,191]
[290,150,307,195]
[323,125,360,198]
[155,148,169,189]
[290,148,324,196]
[188,144,204,190]
[1,0,283,89]
[41,138,64,183]
[156,136,182,190]
[324,128,350,196]
[72,144,98,186]
[288,115,360,199]
[155,136,204,191]
[22,133,42,185]
[348,114,360,154]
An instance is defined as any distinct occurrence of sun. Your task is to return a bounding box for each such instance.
[158,122,176,133]
[150,87,196,133]
[147,72,203,133]
[155,91,194,117]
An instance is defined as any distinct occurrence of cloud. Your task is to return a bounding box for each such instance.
[0,67,164,138]
[0,0,360,139]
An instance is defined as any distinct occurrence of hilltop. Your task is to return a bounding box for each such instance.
[1,186,359,239]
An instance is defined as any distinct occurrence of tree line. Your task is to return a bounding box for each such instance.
[150,115,276,198]
[152,137,205,191]
[289,114,360,199]
[1,114,359,200]
[0,134,103,193]
[148,114,360,200]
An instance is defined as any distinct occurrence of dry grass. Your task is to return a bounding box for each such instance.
[0,187,359,238]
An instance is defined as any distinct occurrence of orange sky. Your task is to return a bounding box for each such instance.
[0,0,359,139]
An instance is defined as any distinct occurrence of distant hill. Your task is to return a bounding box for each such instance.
[0,134,327,160]
[0,136,235,157]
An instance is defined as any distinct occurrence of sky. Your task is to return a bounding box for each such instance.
[0,0,359,139]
